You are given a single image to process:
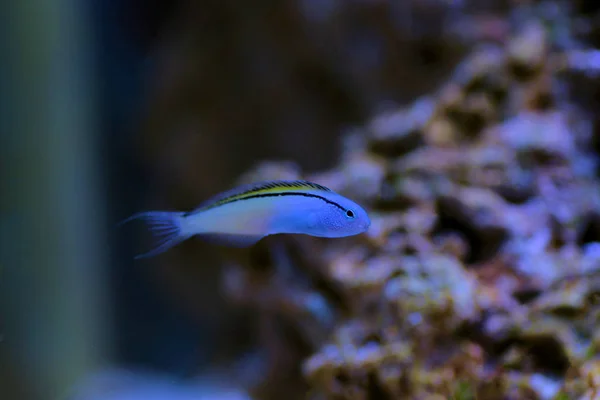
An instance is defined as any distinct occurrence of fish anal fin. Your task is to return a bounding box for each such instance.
[197,233,263,248]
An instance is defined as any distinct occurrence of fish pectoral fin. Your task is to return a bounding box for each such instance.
[196,233,263,248]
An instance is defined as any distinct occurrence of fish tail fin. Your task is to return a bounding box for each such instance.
[118,211,191,259]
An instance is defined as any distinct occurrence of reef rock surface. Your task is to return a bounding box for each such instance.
[222,3,600,399]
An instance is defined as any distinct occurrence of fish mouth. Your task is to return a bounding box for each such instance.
[361,220,371,231]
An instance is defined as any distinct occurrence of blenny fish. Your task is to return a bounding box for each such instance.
[121,179,371,259]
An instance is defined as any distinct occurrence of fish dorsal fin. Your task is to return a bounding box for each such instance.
[188,180,332,214]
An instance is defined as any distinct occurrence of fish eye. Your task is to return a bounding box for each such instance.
[346,210,355,219]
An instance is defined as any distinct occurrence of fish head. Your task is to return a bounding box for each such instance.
[312,194,371,237]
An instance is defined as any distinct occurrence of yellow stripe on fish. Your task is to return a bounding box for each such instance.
[190,180,333,213]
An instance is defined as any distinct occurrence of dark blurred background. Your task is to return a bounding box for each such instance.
[1,0,579,399]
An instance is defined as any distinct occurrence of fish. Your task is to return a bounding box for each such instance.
[120,179,371,259]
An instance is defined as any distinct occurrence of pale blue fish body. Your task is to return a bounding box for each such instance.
[121,180,371,259]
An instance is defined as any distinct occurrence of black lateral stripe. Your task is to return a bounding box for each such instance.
[185,192,346,216]
[245,192,346,211]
